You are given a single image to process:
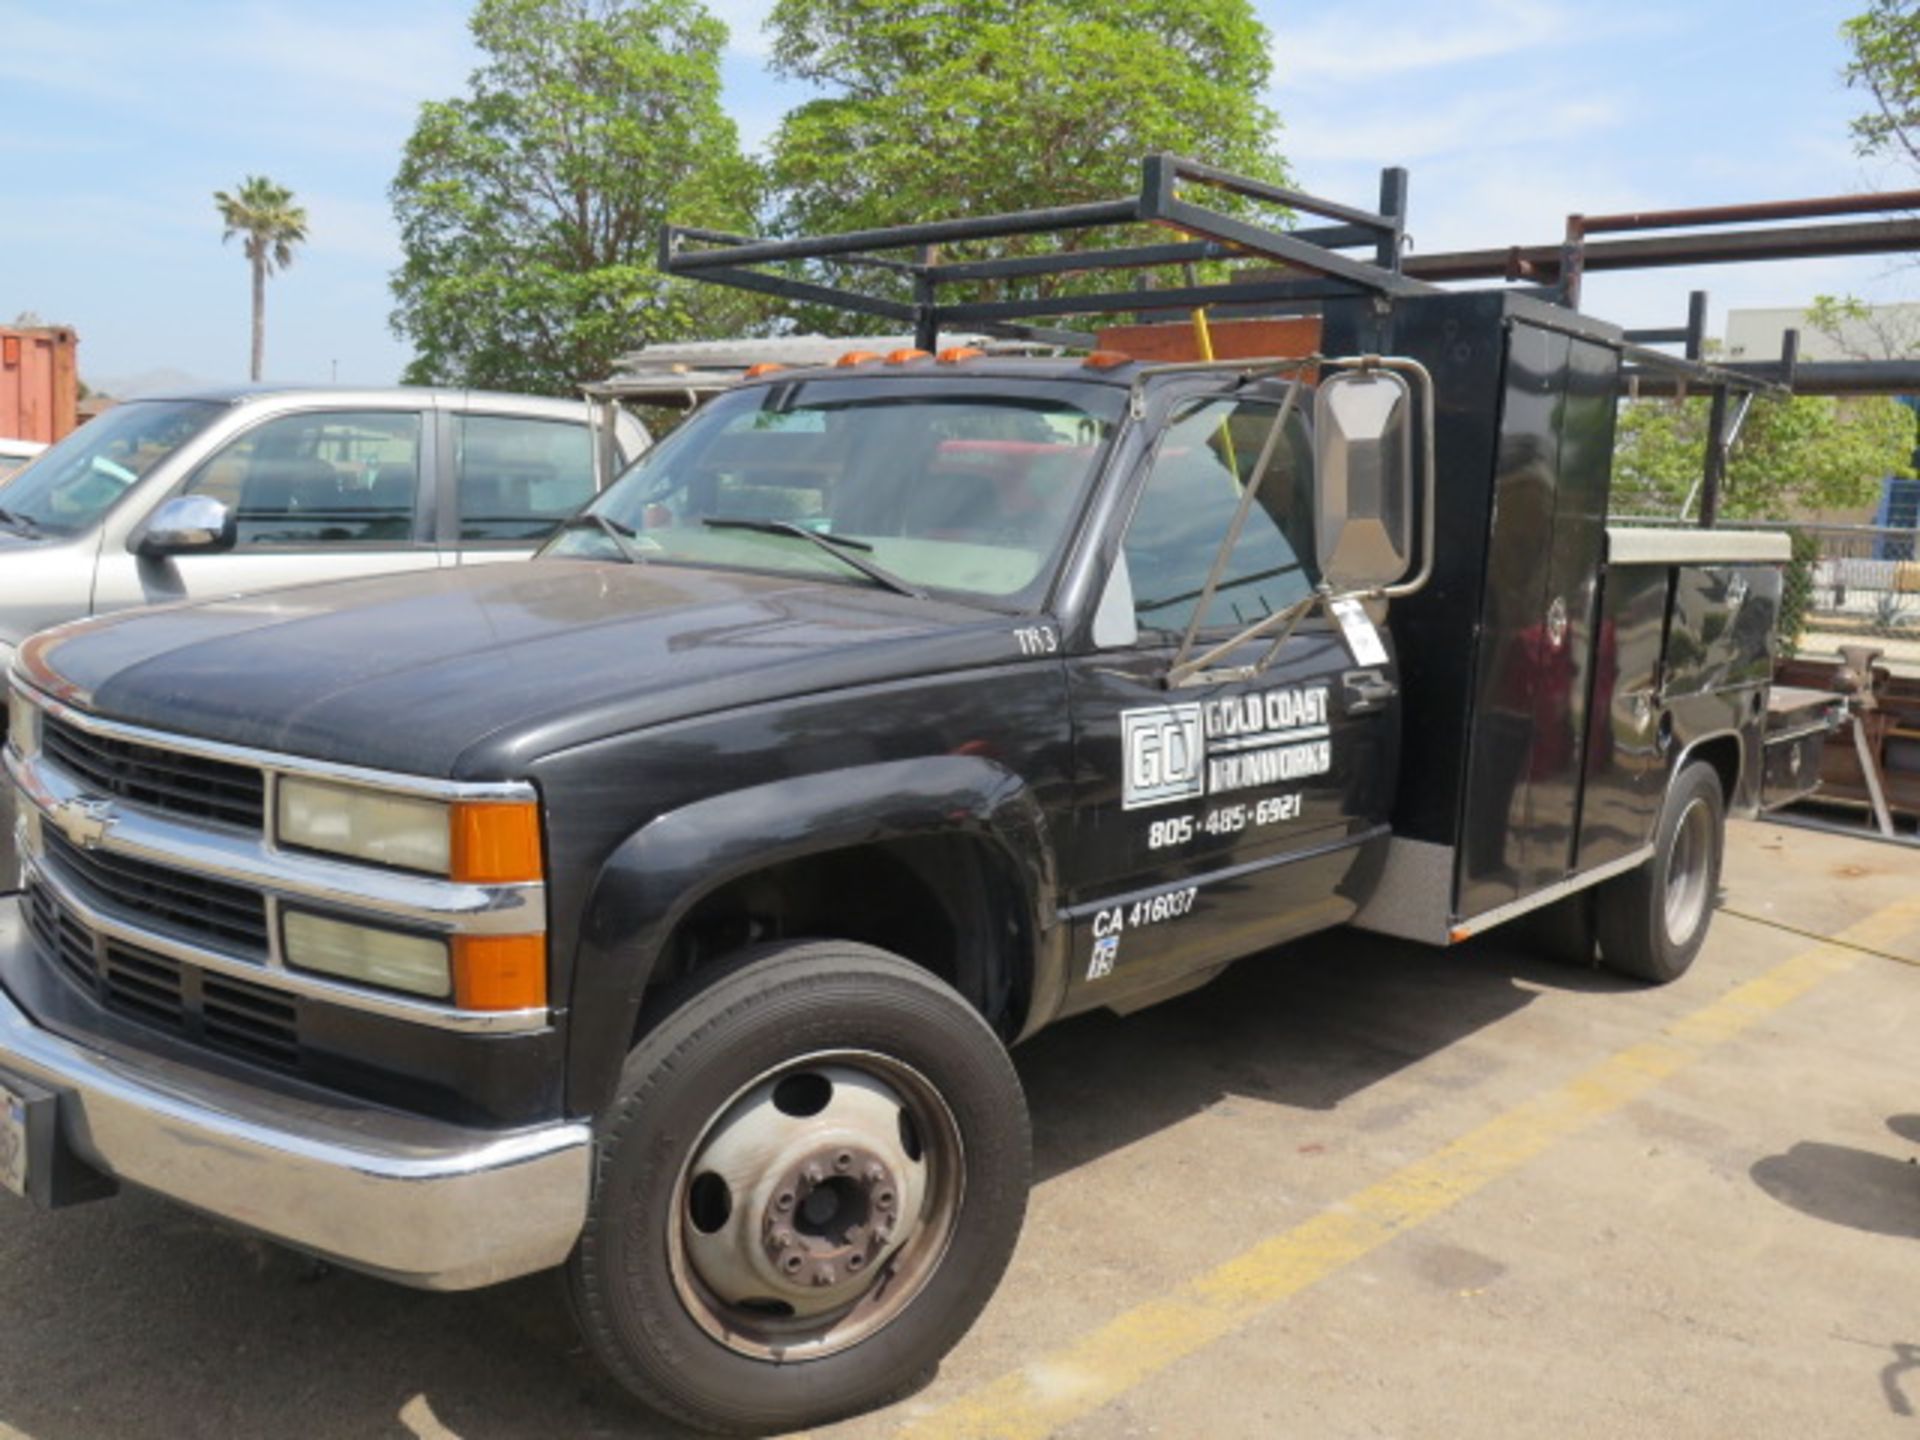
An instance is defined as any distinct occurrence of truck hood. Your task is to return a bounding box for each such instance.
[21,560,1026,778]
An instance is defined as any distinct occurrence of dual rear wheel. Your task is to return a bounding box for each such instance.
[1526,758,1728,983]
[1594,759,1726,983]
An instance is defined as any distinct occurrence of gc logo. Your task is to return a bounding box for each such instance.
[1121,703,1204,810]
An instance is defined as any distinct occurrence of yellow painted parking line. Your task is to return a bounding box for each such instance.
[898,898,1920,1440]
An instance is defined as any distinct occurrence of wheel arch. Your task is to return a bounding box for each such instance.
[566,756,1063,1116]
[1673,728,1745,810]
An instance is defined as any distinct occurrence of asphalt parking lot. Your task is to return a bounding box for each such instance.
[3,817,1919,1439]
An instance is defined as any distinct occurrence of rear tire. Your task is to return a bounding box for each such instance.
[1595,760,1726,983]
[567,940,1030,1436]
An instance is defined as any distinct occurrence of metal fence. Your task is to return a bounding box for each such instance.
[1617,517,1920,664]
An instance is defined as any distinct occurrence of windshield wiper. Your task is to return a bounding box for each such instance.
[0,507,41,537]
[701,518,928,600]
[558,510,648,564]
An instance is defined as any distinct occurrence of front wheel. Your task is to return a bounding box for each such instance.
[1595,759,1726,983]
[568,941,1030,1435]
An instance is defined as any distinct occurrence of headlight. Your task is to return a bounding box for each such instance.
[278,777,453,874]
[275,777,544,883]
[6,694,39,760]
[283,910,451,998]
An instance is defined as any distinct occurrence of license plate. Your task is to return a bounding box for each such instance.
[0,1080,25,1199]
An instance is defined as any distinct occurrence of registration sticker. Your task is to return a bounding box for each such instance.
[1329,596,1389,666]
[0,1081,26,1199]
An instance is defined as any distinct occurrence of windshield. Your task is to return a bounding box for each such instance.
[541,380,1121,608]
[0,399,224,536]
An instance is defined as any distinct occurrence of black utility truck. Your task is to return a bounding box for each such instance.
[0,159,1823,1434]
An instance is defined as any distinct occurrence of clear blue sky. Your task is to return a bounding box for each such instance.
[0,0,1908,393]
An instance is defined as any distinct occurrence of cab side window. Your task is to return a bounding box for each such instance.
[1122,398,1316,636]
[182,410,422,546]
[456,414,597,542]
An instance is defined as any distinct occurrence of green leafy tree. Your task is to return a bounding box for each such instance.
[1613,392,1915,520]
[390,0,760,395]
[1843,0,1920,170]
[1806,292,1920,360]
[214,176,308,382]
[763,0,1286,328]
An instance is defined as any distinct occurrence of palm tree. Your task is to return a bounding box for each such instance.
[213,176,308,382]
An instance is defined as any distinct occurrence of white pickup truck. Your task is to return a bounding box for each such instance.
[0,384,649,881]
[0,384,649,677]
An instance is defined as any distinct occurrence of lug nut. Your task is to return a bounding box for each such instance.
[803,1163,825,1185]
[814,1266,835,1287]
[865,1164,886,1185]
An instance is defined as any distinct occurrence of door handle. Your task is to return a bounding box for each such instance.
[1343,668,1398,711]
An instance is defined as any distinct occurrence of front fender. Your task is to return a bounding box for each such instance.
[565,756,1062,1116]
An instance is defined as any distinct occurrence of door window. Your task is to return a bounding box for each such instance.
[1122,398,1316,636]
[456,414,597,542]
[182,410,421,546]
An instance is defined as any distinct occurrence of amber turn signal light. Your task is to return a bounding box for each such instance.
[936,346,985,364]
[453,933,548,1011]
[835,350,882,367]
[450,800,544,885]
[1082,350,1133,369]
[885,348,931,364]
[744,361,787,378]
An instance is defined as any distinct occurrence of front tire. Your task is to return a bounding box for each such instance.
[568,941,1030,1435]
[1595,760,1726,983]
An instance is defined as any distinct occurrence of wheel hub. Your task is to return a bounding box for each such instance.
[759,1144,901,1290]
[1664,796,1714,943]
[674,1061,946,1333]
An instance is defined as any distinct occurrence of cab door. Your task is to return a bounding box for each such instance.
[1062,393,1398,1014]
[94,406,441,614]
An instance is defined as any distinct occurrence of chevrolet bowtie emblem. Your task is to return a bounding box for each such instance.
[48,796,117,850]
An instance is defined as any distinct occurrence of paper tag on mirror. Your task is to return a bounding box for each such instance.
[1329,597,1389,666]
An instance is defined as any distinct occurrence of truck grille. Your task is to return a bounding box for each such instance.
[42,713,266,830]
[41,826,270,956]
[23,880,301,1067]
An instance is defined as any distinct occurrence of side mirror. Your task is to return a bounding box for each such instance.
[139,495,236,557]
[1313,368,1414,593]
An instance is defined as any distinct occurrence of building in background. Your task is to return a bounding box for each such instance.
[1724,303,1920,363]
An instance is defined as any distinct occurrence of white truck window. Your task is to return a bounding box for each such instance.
[456,414,596,542]
[183,411,422,547]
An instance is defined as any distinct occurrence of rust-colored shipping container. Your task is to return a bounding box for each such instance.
[0,326,79,444]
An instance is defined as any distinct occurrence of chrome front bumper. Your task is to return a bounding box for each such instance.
[0,896,592,1290]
